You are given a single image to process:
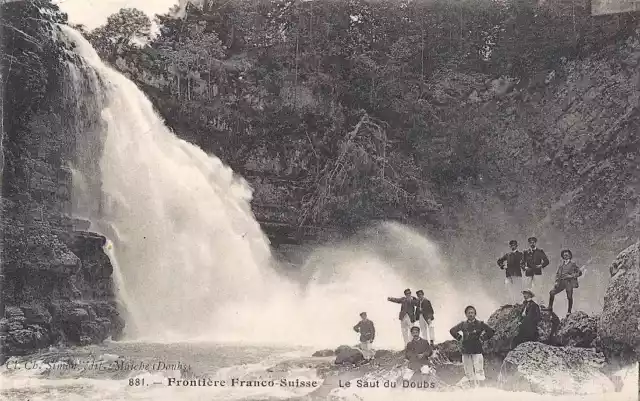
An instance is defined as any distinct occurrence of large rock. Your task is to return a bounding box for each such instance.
[557,311,598,348]
[598,243,640,362]
[435,340,462,362]
[498,342,615,395]
[334,345,364,366]
[483,304,561,358]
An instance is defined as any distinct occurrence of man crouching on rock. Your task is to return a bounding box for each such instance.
[449,306,495,387]
[353,312,375,360]
[403,326,434,380]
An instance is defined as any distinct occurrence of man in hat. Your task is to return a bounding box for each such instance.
[548,249,582,315]
[353,312,376,360]
[415,290,436,345]
[405,326,433,373]
[512,289,541,348]
[497,240,526,304]
[388,288,417,345]
[523,237,550,289]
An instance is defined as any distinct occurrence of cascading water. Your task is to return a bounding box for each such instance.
[63,25,501,349]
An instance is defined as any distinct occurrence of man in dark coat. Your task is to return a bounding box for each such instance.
[415,290,436,345]
[512,289,541,348]
[353,312,376,360]
[450,306,495,386]
[388,288,417,345]
[497,240,526,304]
[405,326,433,372]
[523,237,550,290]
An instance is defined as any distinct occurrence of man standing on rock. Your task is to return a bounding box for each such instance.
[497,240,526,304]
[388,288,416,345]
[547,249,582,316]
[449,306,495,387]
[405,326,433,375]
[415,290,436,346]
[523,237,550,290]
[353,312,376,360]
[512,289,541,348]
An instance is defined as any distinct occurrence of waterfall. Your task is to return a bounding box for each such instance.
[62,25,500,348]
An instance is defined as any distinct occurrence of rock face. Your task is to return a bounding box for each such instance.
[598,242,640,363]
[499,342,615,395]
[0,1,123,361]
[483,304,561,358]
[557,311,599,348]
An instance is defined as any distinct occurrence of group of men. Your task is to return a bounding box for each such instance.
[497,236,583,315]
[352,288,435,362]
[353,301,496,386]
[348,237,584,387]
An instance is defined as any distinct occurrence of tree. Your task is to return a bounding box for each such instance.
[87,8,151,59]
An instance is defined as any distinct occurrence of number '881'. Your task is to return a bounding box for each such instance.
[129,378,145,386]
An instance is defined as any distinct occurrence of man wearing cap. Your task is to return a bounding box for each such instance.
[415,290,436,346]
[388,289,417,345]
[512,289,541,348]
[405,326,433,372]
[497,240,526,304]
[523,237,550,289]
[353,312,376,360]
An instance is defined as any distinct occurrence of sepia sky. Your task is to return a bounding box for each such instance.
[56,0,180,29]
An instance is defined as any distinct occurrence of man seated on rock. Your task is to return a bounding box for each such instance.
[387,288,417,345]
[449,306,495,387]
[405,326,433,374]
[547,249,582,316]
[415,290,436,346]
[497,240,526,304]
[353,312,375,360]
[512,289,541,349]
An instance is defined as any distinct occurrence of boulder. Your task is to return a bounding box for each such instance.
[313,349,335,357]
[598,243,640,362]
[373,349,393,359]
[498,342,615,395]
[557,311,598,348]
[334,345,364,366]
[435,340,462,362]
[483,304,561,358]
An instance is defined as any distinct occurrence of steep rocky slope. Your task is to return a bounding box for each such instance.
[0,1,124,360]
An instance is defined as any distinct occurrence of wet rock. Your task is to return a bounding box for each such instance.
[5,327,50,355]
[435,340,462,362]
[498,342,614,394]
[598,243,640,363]
[373,349,393,359]
[557,311,598,348]
[483,304,561,358]
[334,345,364,366]
[313,349,335,357]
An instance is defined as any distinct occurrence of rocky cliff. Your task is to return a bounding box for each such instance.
[0,0,123,361]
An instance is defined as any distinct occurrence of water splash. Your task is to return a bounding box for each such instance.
[61,24,505,350]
